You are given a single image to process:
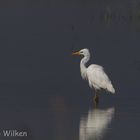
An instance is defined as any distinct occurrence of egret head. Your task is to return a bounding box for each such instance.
[72,48,90,57]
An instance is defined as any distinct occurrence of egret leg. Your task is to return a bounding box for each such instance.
[94,91,99,105]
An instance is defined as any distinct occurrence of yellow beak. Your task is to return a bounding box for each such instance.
[72,51,81,55]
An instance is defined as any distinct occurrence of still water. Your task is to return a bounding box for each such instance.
[79,106,114,140]
[0,86,139,140]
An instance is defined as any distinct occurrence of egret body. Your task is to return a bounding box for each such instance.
[72,48,115,103]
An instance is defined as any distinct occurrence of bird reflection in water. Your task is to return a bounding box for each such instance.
[79,105,115,140]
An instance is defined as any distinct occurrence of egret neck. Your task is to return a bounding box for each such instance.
[80,53,90,80]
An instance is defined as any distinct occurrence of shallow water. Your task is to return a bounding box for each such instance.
[0,87,139,140]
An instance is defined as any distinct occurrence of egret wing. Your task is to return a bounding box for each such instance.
[87,64,114,93]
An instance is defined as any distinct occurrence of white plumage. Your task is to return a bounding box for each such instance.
[72,48,115,101]
[87,64,115,93]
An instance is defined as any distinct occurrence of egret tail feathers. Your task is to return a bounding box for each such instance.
[107,83,115,94]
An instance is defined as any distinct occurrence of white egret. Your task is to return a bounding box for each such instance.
[72,48,115,103]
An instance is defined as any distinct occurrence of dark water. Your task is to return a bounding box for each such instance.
[0,0,140,139]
